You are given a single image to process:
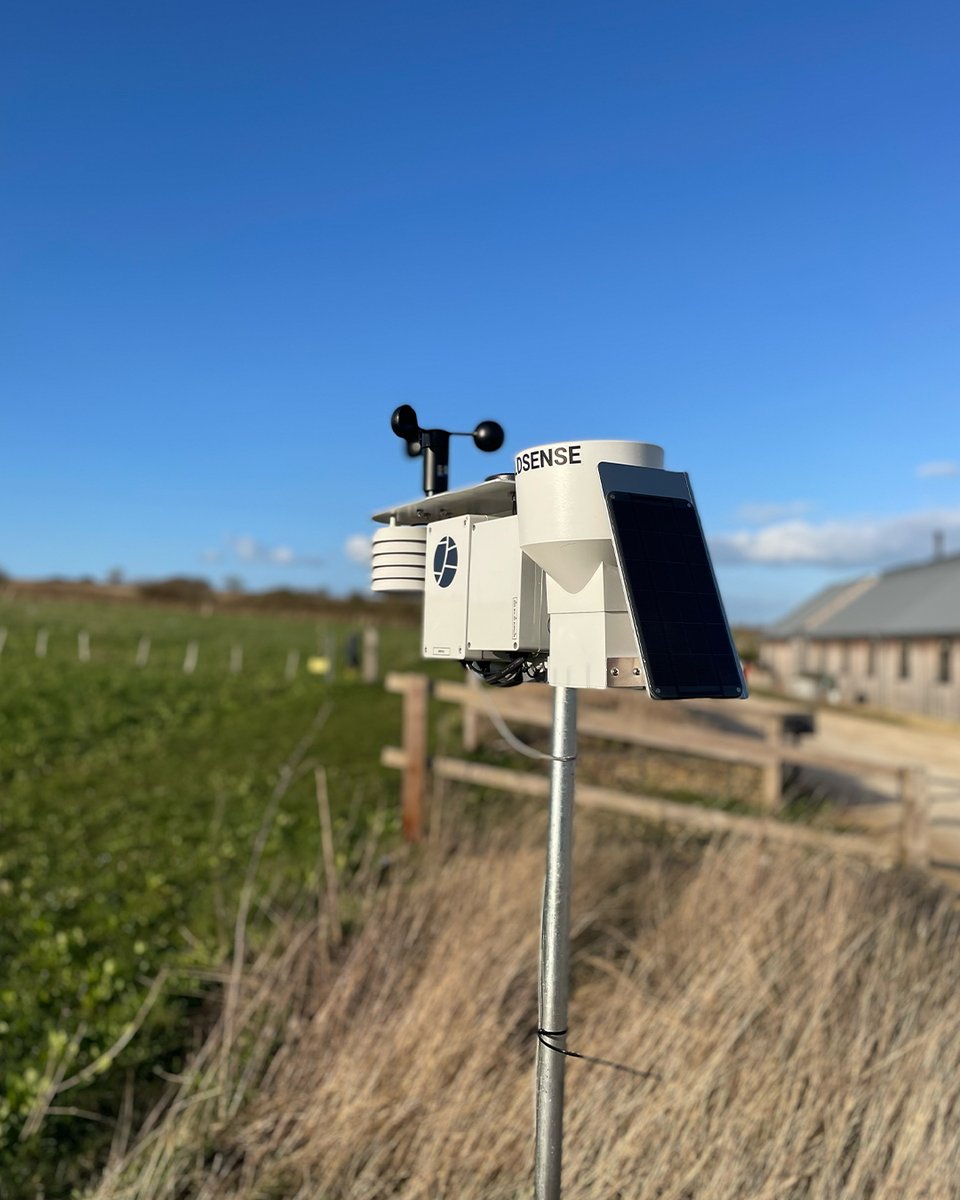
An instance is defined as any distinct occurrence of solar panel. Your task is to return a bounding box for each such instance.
[606,490,745,700]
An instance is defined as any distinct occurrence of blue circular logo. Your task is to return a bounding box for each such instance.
[433,535,458,587]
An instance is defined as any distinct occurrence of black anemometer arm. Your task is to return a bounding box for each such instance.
[390,404,505,497]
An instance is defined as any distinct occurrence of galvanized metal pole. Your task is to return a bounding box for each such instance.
[535,685,578,1200]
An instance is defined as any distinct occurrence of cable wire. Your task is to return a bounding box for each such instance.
[535,1027,661,1082]
[479,690,576,762]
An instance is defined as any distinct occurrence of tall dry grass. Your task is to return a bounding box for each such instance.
[93,814,960,1199]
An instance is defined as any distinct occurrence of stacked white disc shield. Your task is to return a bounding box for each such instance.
[371,525,428,593]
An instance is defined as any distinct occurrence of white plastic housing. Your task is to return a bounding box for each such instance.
[371,525,427,593]
[423,515,473,657]
[515,439,663,593]
[467,516,547,657]
[422,514,547,661]
[515,439,664,688]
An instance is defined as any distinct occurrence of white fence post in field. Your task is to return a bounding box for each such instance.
[325,632,337,681]
[183,641,199,675]
[135,636,151,668]
[0,627,7,657]
[230,644,243,675]
[285,649,300,681]
[78,630,91,663]
[35,629,49,659]
[362,626,380,683]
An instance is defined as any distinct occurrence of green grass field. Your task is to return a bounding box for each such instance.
[0,595,428,1196]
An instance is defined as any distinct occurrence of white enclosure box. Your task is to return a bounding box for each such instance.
[422,514,548,661]
[544,565,642,688]
[466,515,547,658]
[423,515,474,659]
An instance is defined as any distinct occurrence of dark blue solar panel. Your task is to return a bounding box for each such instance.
[607,492,745,700]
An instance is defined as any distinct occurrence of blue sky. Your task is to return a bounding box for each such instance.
[3,0,959,622]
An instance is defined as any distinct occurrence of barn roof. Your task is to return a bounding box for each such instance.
[766,554,960,639]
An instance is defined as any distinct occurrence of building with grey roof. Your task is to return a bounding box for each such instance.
[760,552,960,719]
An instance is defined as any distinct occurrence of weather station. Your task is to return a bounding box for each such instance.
[372,405,747,1199]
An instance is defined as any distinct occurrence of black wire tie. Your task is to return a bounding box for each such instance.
[535,1027,661,1083]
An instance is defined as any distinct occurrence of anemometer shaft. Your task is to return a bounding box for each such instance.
[420,429,450,496]
[535,686,578,1200]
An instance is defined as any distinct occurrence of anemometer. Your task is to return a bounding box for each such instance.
[372,408,746,1199]
[389,403,506,497]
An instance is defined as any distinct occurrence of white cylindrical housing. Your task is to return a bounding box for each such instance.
[371,525,427,593]
[515,439,663,593]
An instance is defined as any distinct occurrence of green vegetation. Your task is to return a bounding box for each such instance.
[0,596,425,1196]
[0,594,849,1195]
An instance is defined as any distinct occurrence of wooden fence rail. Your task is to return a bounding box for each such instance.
[381,672,929,868]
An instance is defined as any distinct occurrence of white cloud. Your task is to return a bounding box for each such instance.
[344,533,373,565]
[736,500,812,524]
[232,536,258,562]
[711,509,960,567]
[917,460,959,479]
[226,536,322,568]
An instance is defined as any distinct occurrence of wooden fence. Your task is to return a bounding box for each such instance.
[381,672,930,868]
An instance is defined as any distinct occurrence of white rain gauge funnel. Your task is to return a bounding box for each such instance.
[516,439,663,591]
[516,439,663,689]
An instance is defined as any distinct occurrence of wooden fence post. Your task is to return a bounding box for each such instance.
[401,675,430,842]
[462,668,481,752]
[760,718,783,812]
[899,767,929,868]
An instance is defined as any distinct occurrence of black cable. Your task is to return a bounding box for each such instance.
[464,653,548,688]
[535,1027,661,1083]
[466,656,526,687]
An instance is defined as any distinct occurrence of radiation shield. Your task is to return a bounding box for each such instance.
[597,462,747,701]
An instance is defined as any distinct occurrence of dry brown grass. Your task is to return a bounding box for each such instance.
[93,812,960,1199]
